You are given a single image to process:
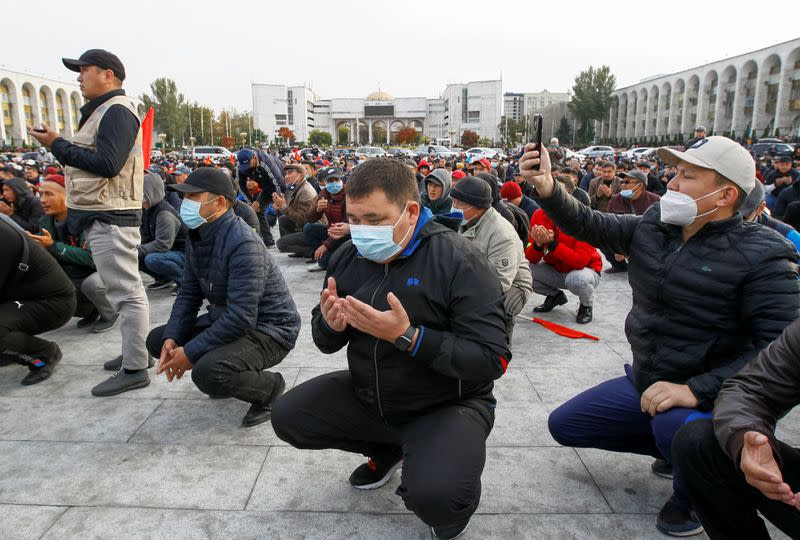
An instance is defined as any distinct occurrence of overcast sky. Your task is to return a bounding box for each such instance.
[4,1,797,112]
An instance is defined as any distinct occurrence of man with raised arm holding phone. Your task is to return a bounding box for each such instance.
[518,138,799,536]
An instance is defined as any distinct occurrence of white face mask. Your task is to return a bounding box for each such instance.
[659,187,726,226]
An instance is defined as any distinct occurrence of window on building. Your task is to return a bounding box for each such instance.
[462,88,468,122]
[22,87,33,125]
[287,89,294,125]
[0,83,13,128]
[39,89,50,123]
[467,111,480,122]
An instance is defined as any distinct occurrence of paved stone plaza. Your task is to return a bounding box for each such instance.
[0,253,795,539]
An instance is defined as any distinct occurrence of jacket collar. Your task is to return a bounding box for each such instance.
[398,206,433,258]
[79,89,126,126]
[191,208,235,242]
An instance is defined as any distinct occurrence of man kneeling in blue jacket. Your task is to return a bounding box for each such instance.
[147,168,301,427]
[271,158,511,539]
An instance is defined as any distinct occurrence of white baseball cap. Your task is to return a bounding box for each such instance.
[657,136,755,194]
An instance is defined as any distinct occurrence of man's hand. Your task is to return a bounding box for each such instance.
[0,201,12,216]
[531,225,554,248]
[328,222,349,240]
[27,123,60,148]
[320,277,347,332]
[251,201,261,213]
[640,381,699,416]
[314,244,328,261]
[740,431,797,505]
[317,198,328,212]
[341,292,410,343]
[156,340,192,382]
[519,143,554,197]
[614,254,627,262]
[272,192,286,210]
[27,228,54,249]
[598,183,613,197]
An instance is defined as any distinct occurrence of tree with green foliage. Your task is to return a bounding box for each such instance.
[478,137,494,147]
[555,117,572,145]
[308,129,332,146]
[568,65,617,147]
[337,125,350,145]
[141,78,187,150]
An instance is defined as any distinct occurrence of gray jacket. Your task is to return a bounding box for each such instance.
[139,173,184,258]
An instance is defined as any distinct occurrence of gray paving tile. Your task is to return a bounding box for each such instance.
[0,441,266,510]
[46,365,206,400]
[471,513,681,539]
[479,447,610,514]
[0,504,67,540]
[0,397,161,443]
[526,363,624,403]
[42,507,429,540]
[575,449,673,514]
[246,448,408,513]
[493,366,540,402]
[488,402,558,447]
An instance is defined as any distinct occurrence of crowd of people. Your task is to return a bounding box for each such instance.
[3,48,800,539]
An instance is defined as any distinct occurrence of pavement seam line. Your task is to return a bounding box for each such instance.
[36,505,70,539]
[244,445,272,510]
[125,398,166,443]
[572,447,615,513]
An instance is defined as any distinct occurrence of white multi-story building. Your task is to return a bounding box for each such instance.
[251,80,503,145]
[503,90,570,122]
[0,68,145,147]
[602,37,800,143]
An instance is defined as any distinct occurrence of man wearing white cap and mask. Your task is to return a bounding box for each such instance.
[518,136,800,537]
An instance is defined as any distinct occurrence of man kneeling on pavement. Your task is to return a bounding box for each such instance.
[271,158,511,539]
[145,168,301,427]
[519,136,799,537]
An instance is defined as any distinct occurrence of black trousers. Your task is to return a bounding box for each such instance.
[673,419,800,539]
[278,215,302,238]
[146,316,288,405]
[0,294,74,361]
[271,370,494,529]
[70,278,96,319]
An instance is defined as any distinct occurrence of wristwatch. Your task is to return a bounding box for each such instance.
[394,325,417,351]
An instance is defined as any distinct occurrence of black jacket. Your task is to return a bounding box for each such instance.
[237,149,286,206]
[163,210,301,362]
[3,178,43,232]
[311,209,510,424]
[535,182,800,409]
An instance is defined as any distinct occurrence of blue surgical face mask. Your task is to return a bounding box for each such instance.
[449,206,464,219]
[180,198,218,229]
[325,180,343,194]
[350,203,413,263]
[620,185,641,199]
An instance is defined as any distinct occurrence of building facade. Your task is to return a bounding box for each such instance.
[602,38,800,144]
[251,80,503,145]
[503,90,570,122]
[0,68,146,147]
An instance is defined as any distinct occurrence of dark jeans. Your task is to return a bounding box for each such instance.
[278,215,302,237]
[146,316,288,405]
[271,370,494,529]
[673,419,800,539]
[276,230,312,258]
[256,208,274,246]
[143,251,186,285]
[600,245,627,271]
[547,364,710,503]
[304,223,346,269]
[0,293,74,363]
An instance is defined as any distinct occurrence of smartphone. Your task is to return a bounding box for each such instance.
[530,114,543,171]
[32,125,47,133]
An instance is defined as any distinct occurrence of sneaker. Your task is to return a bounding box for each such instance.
[349,453,403,490]
[241,373,286,428]
[92,314,120,333]
[304,258,317,264]
[91,369,150,397]
[656,493,704,537]
[147,280,175,291]
[604,266,627,274]
[651,458,673,479]
[576,304,593,324]
[103,354,155,371]
[76,310,100,328]
[287,253,306,258]
[307,263,325,272]
[533,290,568,313]
[20,346,62,386]
[431,518,471,540]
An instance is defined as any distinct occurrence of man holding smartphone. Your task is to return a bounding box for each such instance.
[28,49,151,396]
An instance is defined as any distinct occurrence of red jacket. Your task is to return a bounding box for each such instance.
[525,208,603,273]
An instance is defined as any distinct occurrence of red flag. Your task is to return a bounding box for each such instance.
[141,107,154,170]
[517,315,600,341]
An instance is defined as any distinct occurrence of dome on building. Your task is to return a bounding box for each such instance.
[365,90,393,101]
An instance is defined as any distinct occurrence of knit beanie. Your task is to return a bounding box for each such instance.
[450,176,492,209]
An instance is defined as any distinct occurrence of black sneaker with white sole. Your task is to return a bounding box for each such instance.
[431,517,471,540]
[147,280,175,291]
[349,453,403,490]
[656,493,704,537]
[651,458,673,479]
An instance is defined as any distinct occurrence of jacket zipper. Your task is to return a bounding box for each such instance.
[370,265,390,422]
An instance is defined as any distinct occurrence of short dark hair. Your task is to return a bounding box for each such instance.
[301,160,316,169]
[346,158,420,209]
[561,166,581,178]
[599,161,616,169]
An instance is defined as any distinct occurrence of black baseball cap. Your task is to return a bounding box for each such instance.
[168,168,235,200]
[62,49,126,81]
[776,155,793,163]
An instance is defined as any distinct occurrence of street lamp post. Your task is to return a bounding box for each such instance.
[239,132,247,149]
[158,133,166,154]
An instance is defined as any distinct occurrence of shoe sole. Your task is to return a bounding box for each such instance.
[533,296,568,313]
[240,375,287,428]
[655,523,704,537]
[431,519,471,540]
[351,460,403,491]
[91,377,150,397]
[652,470,674,480]
[147,283,175,291]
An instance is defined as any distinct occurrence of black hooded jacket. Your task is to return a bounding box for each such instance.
[3,178,43,233]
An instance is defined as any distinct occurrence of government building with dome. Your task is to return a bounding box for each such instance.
[251,80,503,145]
